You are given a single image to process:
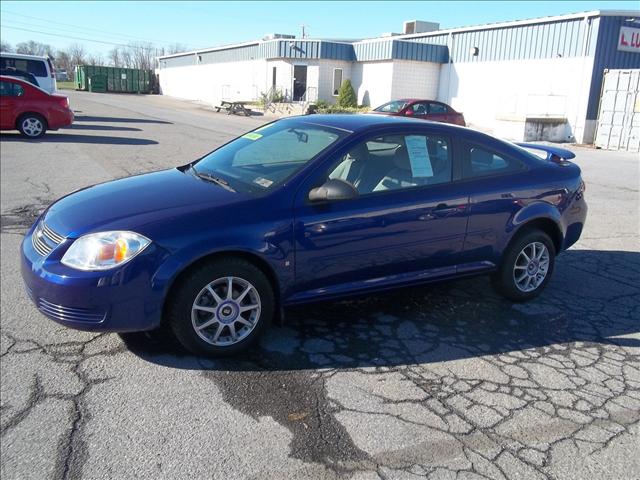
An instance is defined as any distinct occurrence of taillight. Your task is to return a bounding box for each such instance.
[58,96,69,108]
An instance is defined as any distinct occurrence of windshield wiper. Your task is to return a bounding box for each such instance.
[194,170,236,192]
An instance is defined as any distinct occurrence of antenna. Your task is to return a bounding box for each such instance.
[299,24,309,39]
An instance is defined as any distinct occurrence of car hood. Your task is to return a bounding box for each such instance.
[43,168,248,238]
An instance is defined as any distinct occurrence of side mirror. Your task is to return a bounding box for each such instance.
[309,179,358,202]
[404,109,414,116]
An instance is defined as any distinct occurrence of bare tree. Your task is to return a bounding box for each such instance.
[127,42,155,70]
[108,47,122,67]
[15,40,54,57]
[54,49,72,74]
[85,53,105,66]
[0,41,13,52]
[67,43,86,67]
[167,43,187,55]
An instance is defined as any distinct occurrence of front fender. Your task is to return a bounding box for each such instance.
[149,228,295,308]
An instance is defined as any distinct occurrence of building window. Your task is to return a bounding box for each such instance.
[332,68,343,96]
[272,67,277,87]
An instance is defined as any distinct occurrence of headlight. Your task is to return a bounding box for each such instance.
[61,231,151,271]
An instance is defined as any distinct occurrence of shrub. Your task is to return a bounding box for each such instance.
[337,79,357,108]
[314,104,370,114]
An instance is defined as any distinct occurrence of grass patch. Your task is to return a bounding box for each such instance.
[57,81,76,90]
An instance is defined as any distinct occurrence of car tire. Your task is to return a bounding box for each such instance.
[17,113,47,138]
[166,257,274,357]
[493,230,555,302]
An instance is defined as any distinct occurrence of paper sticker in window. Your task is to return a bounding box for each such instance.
[405,136,434,177]
[242,132,263,141]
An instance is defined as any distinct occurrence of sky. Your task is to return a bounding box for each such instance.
[1,0,639,55]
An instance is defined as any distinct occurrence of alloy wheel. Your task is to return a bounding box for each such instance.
[191,276,261,346]
[513,241,550,293]
[21,117,44,137]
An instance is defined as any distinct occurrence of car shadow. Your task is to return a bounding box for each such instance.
[120,249,640,371]
[73,114,172,124]
[0,133,158,145]
[65,124,142,132]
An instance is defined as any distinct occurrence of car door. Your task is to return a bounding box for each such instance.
[0,81,22,129]
[425,102,454,124]
[405,102,430,120]
[291,129,469,296]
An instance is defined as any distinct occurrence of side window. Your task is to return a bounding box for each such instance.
[332,68,343,96]
[326,133,452,196]
[1,58,47,77]
[428,102,447,114]
[409,102,428,116]
[463,145,526,178]
[0,82,23,97]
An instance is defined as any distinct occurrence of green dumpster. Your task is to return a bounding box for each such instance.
[88,74,107,92]
[74,65,155,94]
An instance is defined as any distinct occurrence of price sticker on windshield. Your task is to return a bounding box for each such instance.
[242,132,263,141]
[405,135,434,178]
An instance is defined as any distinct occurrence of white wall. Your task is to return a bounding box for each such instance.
[391,61,440,101]
[351,61,394,107]
[159,59,268,106]
[438,56,595,143]
[317,60,353,102]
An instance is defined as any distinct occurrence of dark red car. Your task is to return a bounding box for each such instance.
[371,99,466,126]
[0,75,73,138]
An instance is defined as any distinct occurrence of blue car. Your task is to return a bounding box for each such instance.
[21,115,587,356]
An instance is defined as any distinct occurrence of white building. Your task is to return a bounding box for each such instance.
[157,10,640,144]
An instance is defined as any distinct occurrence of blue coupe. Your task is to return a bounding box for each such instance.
[21,115,587,356]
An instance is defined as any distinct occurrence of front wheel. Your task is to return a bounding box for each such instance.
[18,114,47,138]
[493,230,555,302]
[166,258,274,357]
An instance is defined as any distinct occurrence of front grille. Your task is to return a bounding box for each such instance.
[32,221,65,257]
[38,298,106,323]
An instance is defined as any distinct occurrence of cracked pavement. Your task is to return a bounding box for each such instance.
[1,91,639,479]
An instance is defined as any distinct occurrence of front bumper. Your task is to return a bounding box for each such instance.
[21,223,165,332]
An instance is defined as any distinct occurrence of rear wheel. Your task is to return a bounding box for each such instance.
[167,258,274,357]
[18,114,47,138]
[493,230,555,302]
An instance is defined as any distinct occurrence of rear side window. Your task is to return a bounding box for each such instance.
[0,57,47,77]
[428,102,447,114]
[0,81,24,97]
[463,144,526,178]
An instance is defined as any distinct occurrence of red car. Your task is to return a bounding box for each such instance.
[0,75,73,138]
[371,99,466,126]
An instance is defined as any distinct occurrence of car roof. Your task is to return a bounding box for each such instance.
[284,113,462,134]
[0,52,50,61]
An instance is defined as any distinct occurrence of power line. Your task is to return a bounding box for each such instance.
[0,9,190,47]
[0,24,159,51]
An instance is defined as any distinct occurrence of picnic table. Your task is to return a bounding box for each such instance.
[214,100,252,116]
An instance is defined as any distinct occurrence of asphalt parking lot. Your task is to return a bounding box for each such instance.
[1,91,639,480]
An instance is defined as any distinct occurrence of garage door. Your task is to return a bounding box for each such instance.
[594,69,640,152]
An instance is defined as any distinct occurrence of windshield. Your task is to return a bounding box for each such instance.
[193,121,346,194]
[374,100,409,113]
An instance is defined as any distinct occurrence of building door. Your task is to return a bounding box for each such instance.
[293,65,307,101]
[595,69,640,153]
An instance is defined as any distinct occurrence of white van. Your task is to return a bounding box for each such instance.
[0,52,57,93]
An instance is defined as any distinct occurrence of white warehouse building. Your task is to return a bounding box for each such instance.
[157,10,640,144]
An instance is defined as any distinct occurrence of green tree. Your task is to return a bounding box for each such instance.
[337,79,357,108]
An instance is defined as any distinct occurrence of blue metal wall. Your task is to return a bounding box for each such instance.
[161,38,447,67]
[587,16,640,119]
[411,17,593,63]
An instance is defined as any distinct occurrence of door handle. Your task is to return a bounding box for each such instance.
[432,203,466,216]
